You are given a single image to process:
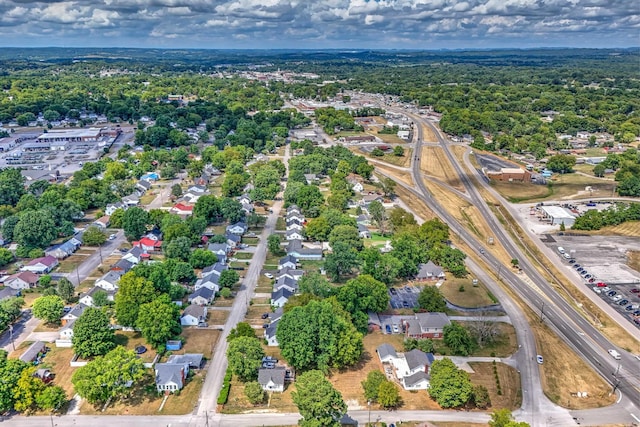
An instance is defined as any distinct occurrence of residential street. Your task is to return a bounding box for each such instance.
[67,229,126,286]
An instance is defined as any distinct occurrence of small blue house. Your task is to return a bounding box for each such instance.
[166,340,182,351]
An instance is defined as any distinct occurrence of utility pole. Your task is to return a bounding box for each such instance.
[368,400,371,426]
[8,325,15,351]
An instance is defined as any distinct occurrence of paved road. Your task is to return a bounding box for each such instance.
[401,111,640,425]
[0,310,36,352]
[191,145,291,424]
[147,173,186,210]
[68,229,126,286]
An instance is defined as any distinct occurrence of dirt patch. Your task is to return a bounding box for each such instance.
[420,146,464,191]
[468,362,522,410]
[374,166,414,187]
[56,254,90,273]
[179,328,220,359]
[627,250,640,272]
[207,310,229,325]
[420,123,437,143]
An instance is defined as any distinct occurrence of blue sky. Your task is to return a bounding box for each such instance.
[0,0,638,49]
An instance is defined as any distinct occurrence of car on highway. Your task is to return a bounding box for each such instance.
[536,355,544,364]
[264,273,274,279]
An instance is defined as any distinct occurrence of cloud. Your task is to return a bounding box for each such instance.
[0,0,636,48]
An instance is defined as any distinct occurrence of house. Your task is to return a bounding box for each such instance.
[93,215,111,230]
[59,320,75,341]
[404,312,451,339]
[202,262,228,277]
[376,343,398,364]
[182,192,204,204]
[286,211,305,223]
[0,287,19,301]
[258,366,286,393]
[415,261,446,281]
[271,288,293,308]
[122,194,140,207]
[111,258,134,273]
[285,218,304,231]
[278,255,297,270]
[133,237,163,253]
[276,267,304,281]
[136,180,152,193]
[46,239,80,259]
[403,371,430,390]
[95,270,123,291]
[140,172,159,182]
[356,214,371,225]
[352,182,364,193]
[264,320,280,346]
[304,173,318,185]
[105,202,126,216]
[360,194,383,206]
[188,184,208,194]
[188,287,215,306]
[225,232,241,248]
[78,286,110,307]
[357,224,371,239]
[208,243,230,257]
[226,222,248,235]
[167,353,204,370]
[274,276,298,293]
[193,175,210,186]
[286,205,301,215]
[181,305,207,326]
[3,271,39,289]
[286,240,322,261]
[194,274,220,293]
[285,229,304,241]
[21,256,58,274]
[171,203,194,216]
[486,167,532,183]
[238,193,252,205]
[19,341,46,363]
[241,202,254,214]
[61,304,88,325]
[405,349,435,376]
[121,247,144,265]
[155,363,186,393]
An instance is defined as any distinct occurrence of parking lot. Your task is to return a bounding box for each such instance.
[545,235,640,328]
[389,285,422,310]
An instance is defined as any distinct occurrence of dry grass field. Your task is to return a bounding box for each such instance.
[420,146,464,191]
[38,346,76,397]
[206,309,230,325]
[581,221,640,238]
[439,278,496,308]
[179,328,220,359]
[468,362,522,410]
[395,186,437,222]
[627,250,640,272]
[420,123,437,143]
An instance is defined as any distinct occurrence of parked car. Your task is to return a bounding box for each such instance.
[596,282,607,287]
[573,264,581,269]
[568,259,576,264]
[261,313,269,319]
[607,290,617,297]
[402,301,410,308]
[625,305,635,311]
[584,274,592,279]
[264,273,274,279]
[385,325,392,334]
[109,234,116,240]
[392,324,399,333]
[592,287,602,294]
[630,288,640,294]
[612,295,623,302]
[617,299,628,306]
[588,278,596,283]
[389,288,397,295]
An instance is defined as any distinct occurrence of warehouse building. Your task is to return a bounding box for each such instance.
[539,206,577,227]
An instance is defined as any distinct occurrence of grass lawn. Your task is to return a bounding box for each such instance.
[376,133,406,144]
[439,278,496,308]
[38,346,76,397]
[468,362,522,410]
[139,193,156,205]
[234,252,254,260]
[229,262,249,270]
[34,321,61,333]
[114,332,157,363]
[56,254,90,273]
[242,237,260,245]
[275,217,286,231]
[207,310,229,325]
[21,290,43,307]
[246,305,271,325]
[298,260,324,273]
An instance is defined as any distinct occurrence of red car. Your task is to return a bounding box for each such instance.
[630,288,639,293]
[596,282,607,287]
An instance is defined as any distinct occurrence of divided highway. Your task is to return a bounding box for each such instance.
[399,111,640,424]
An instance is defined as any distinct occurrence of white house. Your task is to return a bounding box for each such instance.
[95,270,123,291]
[258,367,286,393]
[376,343,397,364]
[352,182,364,193]
[226,222,248,235]
[285,229,304,241]
[181,305,207,326]
[278,255,297,270]
[194,274,220,293]
[188,287,214,306]
[21,256,58,274]
[270,288,293,308]
[3,271,39,290]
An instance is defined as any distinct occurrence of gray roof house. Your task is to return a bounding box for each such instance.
[286,240,322,261]
[95,270,123,291]
[258,366,286,392]
[271,288,293,308]
[405,312,450,339]
[285,229,304,241]
[274,276,298,293]
[188,287,215,306]
[181,305,207,326]
[207,243,229,256]
[155,363,186,393]
[278,255,297,270]
[194,273,220,292]
[276,268,304,281]
[415,261,446,281]
[19,341,46,363]
[357,224,371,239]
[376,343,398,363]
[404,349,435,376]
[403,371,430,390]
[167,353,204,369]
[264,319,280,347]
[226,222,248,235]
[136,179,152,193]
[62,304,88,325]
[202,262,228,277]
[225,232,241,247]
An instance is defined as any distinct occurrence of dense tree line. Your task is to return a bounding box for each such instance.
[572,203,640,231]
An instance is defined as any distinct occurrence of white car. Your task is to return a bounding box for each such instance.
[264,273,274,279]
[108,234,116,240]
[592,287,602,294]
[536,355,544,364]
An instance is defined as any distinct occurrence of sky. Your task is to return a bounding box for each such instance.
[0,0,638,49]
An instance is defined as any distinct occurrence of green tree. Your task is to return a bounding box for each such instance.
[82,226,107,246]
[324,241,359,282]
[219,269,240,288]
[137,295,181,348]
[32,295,64,324]
[489,408,520,427]
[328,225,363,251]
[56,278,75,303]
[305,216,331,241]
[244,381,265,404]
[336,274,389,316]
[93,290,110,307]
[361,370,385,402]
[393,145,405,156]
[193,195,220,223]
[219,287,232,298]
[292,370,347,427]
[0,168,26,206]
[267,234,283,255]
[109,208,125,228]
[114,272,155,327]
[189,249,217,269]
[546,154,576,174]
[418,286,447,312]
[377,380,400,408]
[0,248,14,267]
[227,336,265,382]
[428,358,473,408]
[35,385,67,412]
[220,198,245,224]
[472,384,491,409]
[298,272,331,298]
[13,367,45,413]
[72,308,116,359]
[13,209,57,249]
[277,299,363,372]
[122,207,149,241]
[163,236,192,261]
[227,322,256,342]
[443,322,477,356]
[368,200,387,234]
[72,347,145,406]
[0,352,28,412]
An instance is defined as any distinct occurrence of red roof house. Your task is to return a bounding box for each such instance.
[171,203,194,216]
[133,237,163,253]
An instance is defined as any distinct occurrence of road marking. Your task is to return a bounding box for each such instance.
[631,413,640,423]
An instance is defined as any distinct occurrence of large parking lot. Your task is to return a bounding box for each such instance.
[544,235,640,328]
[389,285,422,310]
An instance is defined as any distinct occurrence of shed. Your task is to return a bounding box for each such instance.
[166,340,183,351]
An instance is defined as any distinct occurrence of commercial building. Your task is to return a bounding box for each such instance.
[486,167,532,182]
[36,128,103,144]
[538,206,577,227]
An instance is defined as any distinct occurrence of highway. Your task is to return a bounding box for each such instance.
[399,110,640,425]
